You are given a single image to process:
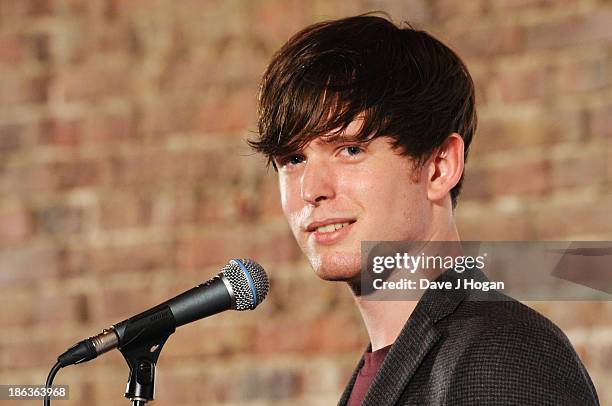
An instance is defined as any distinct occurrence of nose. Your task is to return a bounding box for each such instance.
[300,159,335,205]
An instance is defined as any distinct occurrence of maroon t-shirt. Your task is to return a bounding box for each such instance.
[347,344,393,406]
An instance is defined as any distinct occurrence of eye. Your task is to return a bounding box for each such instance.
[339,145,364,157]
[277,154,305,168]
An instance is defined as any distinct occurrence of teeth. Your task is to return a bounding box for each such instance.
[316,222,350,233]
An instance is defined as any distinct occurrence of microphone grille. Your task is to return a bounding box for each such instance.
[221,259,269,311]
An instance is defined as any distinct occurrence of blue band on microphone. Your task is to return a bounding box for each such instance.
[232,259,257,305]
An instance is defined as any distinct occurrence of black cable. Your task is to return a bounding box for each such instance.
[43,361,62,406]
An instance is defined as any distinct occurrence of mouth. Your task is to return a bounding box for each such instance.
[306,218,357,233]
[313,221,354,233]
[305,219,357,245]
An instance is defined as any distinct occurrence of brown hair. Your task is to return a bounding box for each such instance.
[248,14,477,209]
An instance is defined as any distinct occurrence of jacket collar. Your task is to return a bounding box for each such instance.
[338,267,479,406]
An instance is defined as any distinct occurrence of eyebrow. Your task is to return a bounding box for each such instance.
[317,132,367,145]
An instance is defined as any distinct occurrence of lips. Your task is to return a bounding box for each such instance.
[305,218,357,246]
[305,218,357,233]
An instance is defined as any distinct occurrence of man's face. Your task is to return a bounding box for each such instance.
[275,121,433,282]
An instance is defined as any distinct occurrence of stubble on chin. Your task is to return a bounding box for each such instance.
[316,263,362,296]
[307,250,361,282]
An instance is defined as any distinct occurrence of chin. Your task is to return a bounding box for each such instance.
[308,251,361,281]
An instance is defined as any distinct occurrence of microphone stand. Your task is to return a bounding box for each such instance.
[119,332,171,405]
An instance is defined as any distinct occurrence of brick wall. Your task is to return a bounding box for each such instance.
[0,0,610,405]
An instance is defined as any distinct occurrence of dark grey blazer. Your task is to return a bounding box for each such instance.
[338,268,600,406]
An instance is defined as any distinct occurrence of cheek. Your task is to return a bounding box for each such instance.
[278,176,309,234]
[349,165,427,231]
[346,166,407,210]
[278,174,296,213]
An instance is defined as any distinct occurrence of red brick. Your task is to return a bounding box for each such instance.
[2,337,59,368]
[34,204,86,235]
[237,367,303,401]
[194,182,279,225]
[25,31,51,63]
[253,313,364,355]
[601,339,612,371]
[26,0,53,16]
[50,159,104,190]
[104,151,181,187]
[0,33,23,66]
[0,164,41,196]
[153,373,207,404]
[194,187,246,224]
[491,0,553,9]
[0,123,23,154]
[0,203,32,244]
[163,323,255,359]
[247,0,311,49]
[0,0,52,20]
[0,243,59,283]
[533,194,612,238]
[64,0,88,14]
[1,159,102,197]
[608,146,612,184]
[525,10,612,50]
[156,37,267,93]
[88,241,175,274]
[87,111,137,143]
[182,148,246,184]
[496,64,553,104]
[101,285,156,320]
[468,63,491,106]
[39,117,85,146]
[527,301,611,330]
[447,24,524,58]
[590,103,612,139]
[286,275,352,317]
[474,107,583,153]
[370,0,431,24]
[258,178,284,220]
[195,87,258,133]
[247,226,303,264]
[456,205,531,240]
[150,191,196,227]
[0,72,50,105]
[433,0,488,21]
[57,64,131,102]
[139,100,197,136]
[104,147,244,189]
[176,225,300,270]
[555,56,609,95]
[0,291,88,328]
[487,157,552,197]
[461,166,491,201]
[98,192,152,230]
[551,147,607,189]
[176,232,250,270]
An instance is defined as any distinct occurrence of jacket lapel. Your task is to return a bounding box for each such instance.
[362,308,441,406]
[337,349,367,406]
[338,268,476,406]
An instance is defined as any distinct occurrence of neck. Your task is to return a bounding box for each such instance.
[352,298,417,351]
[351,212,460,351]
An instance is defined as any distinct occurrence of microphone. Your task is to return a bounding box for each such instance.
[56,259,269,367]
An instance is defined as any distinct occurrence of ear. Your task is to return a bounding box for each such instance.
[426,133,465,203]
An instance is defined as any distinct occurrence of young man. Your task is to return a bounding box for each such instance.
[249,14,599,405]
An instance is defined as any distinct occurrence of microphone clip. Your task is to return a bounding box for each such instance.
[120,331,171,406]
[117,304,177,405]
